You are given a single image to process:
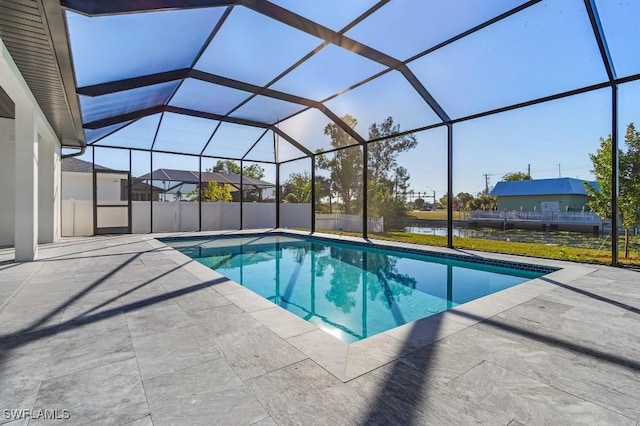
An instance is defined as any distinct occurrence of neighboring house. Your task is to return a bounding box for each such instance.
[491,177,598,212]
[62,158,161,201]
[137,168,275,201]
[62,157,106,201]
[129,179,162,201]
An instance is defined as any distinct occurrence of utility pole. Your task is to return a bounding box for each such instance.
[527,163,531,178]
[483,174,490,194]
[557,163,561,178]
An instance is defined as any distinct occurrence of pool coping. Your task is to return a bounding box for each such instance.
[146,228,597,383]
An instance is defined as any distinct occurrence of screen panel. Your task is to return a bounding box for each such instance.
[200,159,241,231]
[244,131,275,162]
[131,150,151,234]
[203,122,266,159]
[408,1,608,119]
[314,145,363,234]
[150,153,200,232]
[269,0,378,32]
[325,70,442,136]
[280,157,312,231]
[277,108,359,154]
[242,161,276,229]
[195,7,321,86]
[93,114,161,150]
[85,122,133,144]
[617,80,640,262]
[277,138,308,163]
[270,44,385,101]
[92,147,131,234]
[230,95,305,124]
[79,82,179,124]
[345,0,528,61]
[66,8,225,87]
[594,0,640,78]
[153,113,219,155]
[169,78,252,116]
[452,89,610,260]
[367,127,447,241]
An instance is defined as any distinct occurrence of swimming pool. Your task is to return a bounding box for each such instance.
[162,234,555,343]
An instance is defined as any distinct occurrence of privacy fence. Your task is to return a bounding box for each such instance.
[61,201,383,236]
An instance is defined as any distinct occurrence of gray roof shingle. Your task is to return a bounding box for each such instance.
[137,168,274,188]
[62,157,111,173]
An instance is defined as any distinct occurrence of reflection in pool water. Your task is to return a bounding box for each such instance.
[165,235,545,343]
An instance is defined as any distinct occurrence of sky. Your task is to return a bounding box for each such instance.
[65,0,640,199]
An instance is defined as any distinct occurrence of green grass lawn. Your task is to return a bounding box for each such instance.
[408,210,466,220]
[322,229,640,267]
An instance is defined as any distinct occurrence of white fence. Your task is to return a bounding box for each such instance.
[281,203,312,229]
[62,201,315,236]
[315,213,384,233]
[469,210,603,225]
[62,200,93,236]
[147,202,245,233]
[61,201,383,236]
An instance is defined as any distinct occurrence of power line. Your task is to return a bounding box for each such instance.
[485,164,591,177]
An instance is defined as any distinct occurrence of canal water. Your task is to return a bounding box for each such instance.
[404,226,613,249]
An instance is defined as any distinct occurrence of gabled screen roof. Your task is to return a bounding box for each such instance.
[62,0,639,162]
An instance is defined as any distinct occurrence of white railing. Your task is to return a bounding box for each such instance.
[469,210,602,225]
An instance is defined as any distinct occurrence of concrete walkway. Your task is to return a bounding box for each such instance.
[0,233,638,425]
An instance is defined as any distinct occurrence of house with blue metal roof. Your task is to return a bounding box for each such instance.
[491,177,598,212]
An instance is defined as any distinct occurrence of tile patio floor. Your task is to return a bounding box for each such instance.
[0,232,639,425]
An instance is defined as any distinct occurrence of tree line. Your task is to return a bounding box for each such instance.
[282,115,417,228]
[190,117,640,259]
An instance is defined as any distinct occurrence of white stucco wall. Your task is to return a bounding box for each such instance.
[4,115,64,249]
[53,144,61,241]
[62,172,92,201]
[62,172,126,201]
[0,118,15,246]
[1,38,63,259]
[38,134,61,243]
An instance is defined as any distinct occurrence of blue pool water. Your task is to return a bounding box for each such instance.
[162,234,549,343]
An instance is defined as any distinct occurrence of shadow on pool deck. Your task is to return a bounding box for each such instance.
[2,241,640,424]
[359,275,640,424]
[0,274,230,355]
[360,315,442,424]
[541,276,640,316]
[0,246,231,378]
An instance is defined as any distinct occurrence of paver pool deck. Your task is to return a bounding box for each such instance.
[0,230,639,425]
